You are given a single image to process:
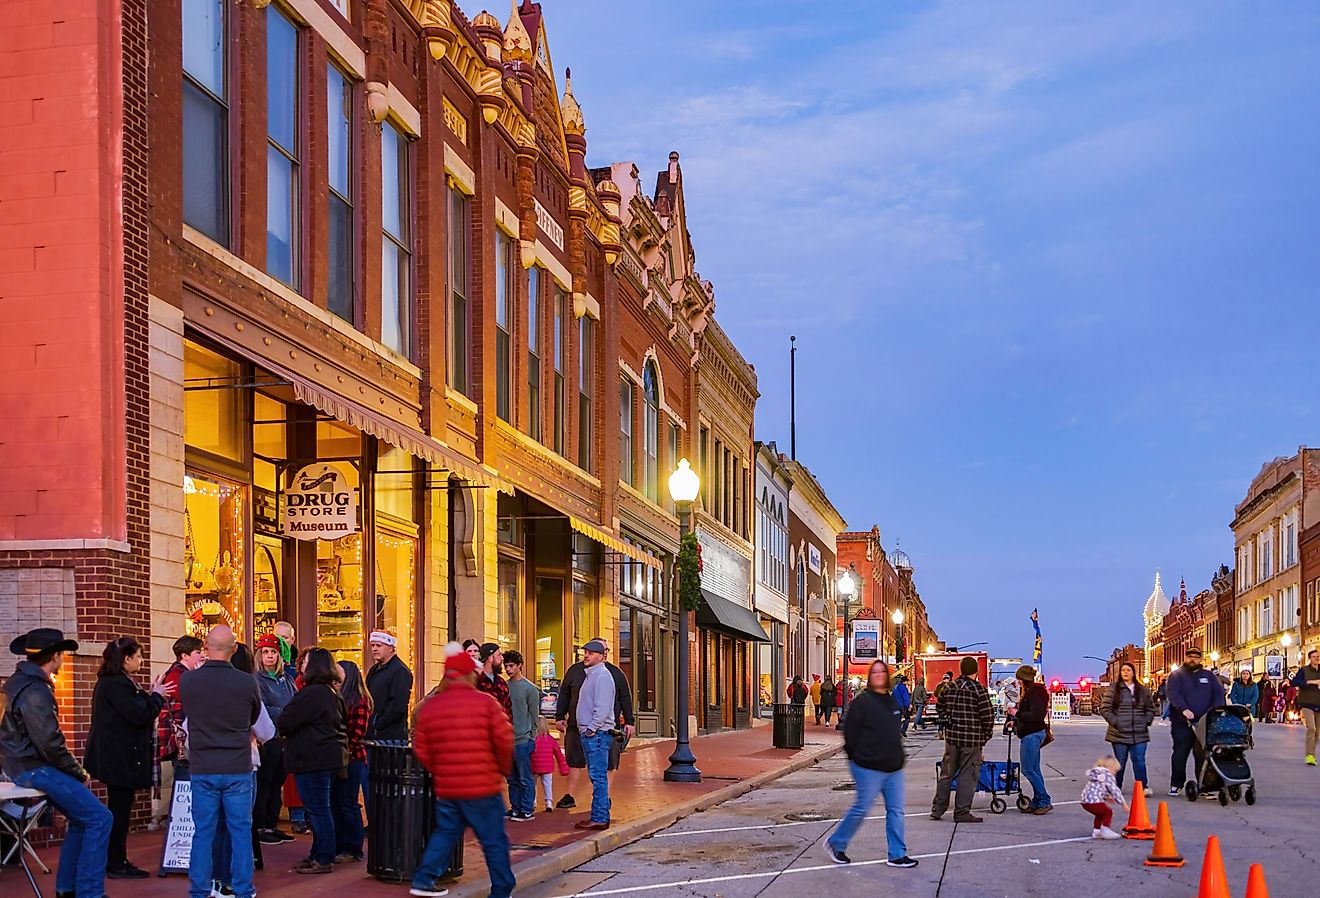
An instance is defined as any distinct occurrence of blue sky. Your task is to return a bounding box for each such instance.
[539,1,1320,678]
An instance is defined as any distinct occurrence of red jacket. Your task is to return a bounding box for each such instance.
[530,732,568,776]
[413,680,513,800]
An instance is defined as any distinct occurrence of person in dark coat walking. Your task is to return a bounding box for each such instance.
[83,636,174,879]
[818,677,838,726]
[365,629,413,741]
[1256,675,1275,723]
[277,648,349,875]
[1099,661,1156,794]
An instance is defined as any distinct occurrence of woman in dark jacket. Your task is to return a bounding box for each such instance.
[1257,675,1275,723]
[1099,662,1155,794]
[276,647,348,875]
[83,636,173,879]
[788,675,808,705]
[823,660,916,868]
[818,677,838,725]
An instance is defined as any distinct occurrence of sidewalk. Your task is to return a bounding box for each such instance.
[28,725,842,898]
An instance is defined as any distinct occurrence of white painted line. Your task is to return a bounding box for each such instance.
[554,836,1095,897]
[650,800,1084,838]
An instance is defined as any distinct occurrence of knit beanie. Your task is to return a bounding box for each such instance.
[444,642,477,678]
[1015,664,1036,683]
[959,656,978,677]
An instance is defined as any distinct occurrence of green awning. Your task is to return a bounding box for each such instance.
[697,590,771,643]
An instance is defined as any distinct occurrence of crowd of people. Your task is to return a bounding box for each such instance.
[0,625,637,898]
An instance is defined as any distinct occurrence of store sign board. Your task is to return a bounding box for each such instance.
[282,463,358,539]
[1265,654,1283,679]
[158,779,192,873]
[852,618,880,661]
[808,543,821,574]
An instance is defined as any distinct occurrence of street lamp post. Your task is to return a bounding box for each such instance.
[835,565,858,731]
[664,459,701,783]
[892,608,905,665]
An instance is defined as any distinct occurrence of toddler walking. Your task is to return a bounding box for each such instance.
[530,717,569,812]
[1081,756,1128,840]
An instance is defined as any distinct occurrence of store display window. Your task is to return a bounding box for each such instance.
[185,341,244,462]
[315,421,363,669]
[183,471,246,638]
[374,446,418,674]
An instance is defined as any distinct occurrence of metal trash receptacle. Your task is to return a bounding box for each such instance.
[365,741,463,883]
[772,703,805,749]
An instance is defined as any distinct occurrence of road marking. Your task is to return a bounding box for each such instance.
[650,800,1084,838]
[553,836,1094,897]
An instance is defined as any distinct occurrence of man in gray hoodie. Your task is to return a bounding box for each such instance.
[574,639,616,830]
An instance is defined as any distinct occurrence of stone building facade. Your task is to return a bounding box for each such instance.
[785,459,844,684]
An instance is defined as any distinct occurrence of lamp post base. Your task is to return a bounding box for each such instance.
[663,743,702,783]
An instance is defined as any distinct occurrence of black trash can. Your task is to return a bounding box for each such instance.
[365,741,463,883]
[772,703,805,749]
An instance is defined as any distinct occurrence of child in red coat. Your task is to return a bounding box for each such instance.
[530,717,569,812]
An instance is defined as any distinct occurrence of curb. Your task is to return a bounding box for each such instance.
[443,739,842,898]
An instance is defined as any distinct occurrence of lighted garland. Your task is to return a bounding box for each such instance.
[677,531,703,612]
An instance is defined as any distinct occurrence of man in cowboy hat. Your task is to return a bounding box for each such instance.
[2,628,113,898]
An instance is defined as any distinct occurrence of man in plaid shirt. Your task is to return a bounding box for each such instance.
[930,656,994,823]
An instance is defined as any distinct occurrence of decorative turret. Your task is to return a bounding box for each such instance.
[594,177,623,265]
[419,0,456,61]
[1144,570,1171,623]
[472,10,503,63]
[503,0,533,63]
[561,68,585,136]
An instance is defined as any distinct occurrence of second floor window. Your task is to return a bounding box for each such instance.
[642,362,659,501]
[620,380,633,485]
[380,122,412,355]
[182,0,228,244]
[578,316,594,471]
[265,7,299,287]
[326,64,355,323]
[494,230,513,421]
[552,287,566,455]
[447,185,470,394]
[527,266,541,440]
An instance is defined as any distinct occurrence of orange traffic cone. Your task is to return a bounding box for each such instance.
[1122,782,1155,839]
[1143,801,1184,868]
[1191,835,1230,897]
[1244,863,1269,898]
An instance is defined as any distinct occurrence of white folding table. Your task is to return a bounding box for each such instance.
[0,781,50,898]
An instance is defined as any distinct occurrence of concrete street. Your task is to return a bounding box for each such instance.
[522,717,1318,897]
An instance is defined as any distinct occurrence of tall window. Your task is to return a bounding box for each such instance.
[1259,595,1273,636]
[578,316,594,470]
[326,65,355,322]
[642,363,659,501]
[1284,515,1298,568]
[527,267,541,439]
[619,380,633,485]
[552,287,566,454]
[1283,585,1298,632]
[699,426,709,507]
[265,8,299,286]
[381,122,412,355]
[666,422,678,510]
[494,230,513,420]
[447,185,470,393]
[182,0,229,243]
[1259,527,1273,581]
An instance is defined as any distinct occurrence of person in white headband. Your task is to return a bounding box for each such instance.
[366,630,412,741]
[369,630,397,648]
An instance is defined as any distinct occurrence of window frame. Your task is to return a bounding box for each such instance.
[527,266,542,440]
[642,363,659,501]
[326,62,357,324]
[265,5,301,289]
[380,120,413,357]
[494,228,514,420]
[552,285,566,455]
[446,183,471,394]
[181,0,231,245]
[619,379,633,486]
[577,315,594,471]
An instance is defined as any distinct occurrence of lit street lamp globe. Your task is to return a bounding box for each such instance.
[1281,632,1293,648]
[837,571,855,597]
[925,643,935,655]
[668,458,700,504]
[1209,651,1220,664]
[891,608,905,625]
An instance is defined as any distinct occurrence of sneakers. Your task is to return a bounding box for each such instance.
[211,881,236,898]
[887,856,919,868]
[408,888,450,898]
[257,830,284,845]
[824,844,850,865]
[333,853,362,864]
[1168,787,1181,797]
[1092,828,1102,839]
[290,821,311,835]
[556,794,577,809]
[928,811,944,821]
[292,859,333,875]
[1145,787,1153,797]
[1098,826,1122,840]
[953,814,984,824]
[510,811,534,822]
[1307,754,1316,766]
[107,861,150,879]
[544,804,554,812]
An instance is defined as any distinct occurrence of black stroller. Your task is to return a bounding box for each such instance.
[1184,704,1256,806]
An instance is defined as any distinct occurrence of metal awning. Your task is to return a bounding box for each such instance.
[569,516,662,569]
[697,590,771,643]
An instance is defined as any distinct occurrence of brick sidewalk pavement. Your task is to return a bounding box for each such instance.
[20,723,842,898]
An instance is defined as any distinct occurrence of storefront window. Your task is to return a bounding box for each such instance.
[572,578,598,651]
[183,471,246,639]
[498,558,521,654]
[318,532,364,670]
[253,535,282,638]
[374,446,418,674]
[184,340,244,461]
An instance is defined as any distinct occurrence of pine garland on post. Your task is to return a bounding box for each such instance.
[677,530,703,612]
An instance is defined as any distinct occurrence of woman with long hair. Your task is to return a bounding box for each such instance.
[276,647,349,874]
[1099,662,1156,794]
[823,660,916,869]
[818,677,838,725]
[83,636,174,879]
[334,660,371,863]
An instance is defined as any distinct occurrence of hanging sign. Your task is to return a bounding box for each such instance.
[852,619,880,661]
[282,463,358,539]
[1265,654,1284,679]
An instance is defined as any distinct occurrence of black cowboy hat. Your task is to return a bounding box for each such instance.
[10,627,79,657]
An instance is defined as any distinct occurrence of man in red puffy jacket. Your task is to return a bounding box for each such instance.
[410,644,515,898]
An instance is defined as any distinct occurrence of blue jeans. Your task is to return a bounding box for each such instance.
[581,731,613,824]
[412,796,514,898]
[1112,742,1147,790]
[15,766,112,898]
[1019,730,1051,809]
[333,760,366,858]
[508,741,535,816]
[828,762,906,860]
[293,770,339,865]
[189,773,256,898]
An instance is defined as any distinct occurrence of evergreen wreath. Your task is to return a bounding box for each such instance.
[677,530,703,611]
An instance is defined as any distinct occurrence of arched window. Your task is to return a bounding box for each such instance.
[643,362,659,500]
